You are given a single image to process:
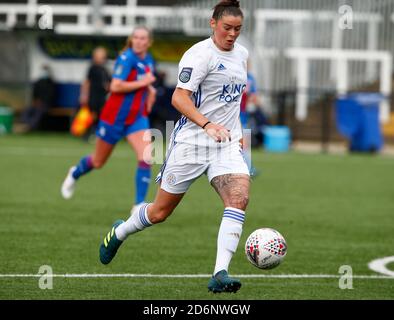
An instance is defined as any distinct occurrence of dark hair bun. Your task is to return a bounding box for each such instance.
[212,0,243,20]
[221,0,240,7]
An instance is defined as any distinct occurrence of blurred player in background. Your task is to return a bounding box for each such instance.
[79,46,111,138]
[61,26,156,207]
[99,0,249,294]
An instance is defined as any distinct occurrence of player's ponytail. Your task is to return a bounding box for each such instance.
[212,0,243,20]
[121,35,133,53]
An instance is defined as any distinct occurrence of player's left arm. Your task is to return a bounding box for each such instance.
[145,85,157,114]
[145,57,157,114]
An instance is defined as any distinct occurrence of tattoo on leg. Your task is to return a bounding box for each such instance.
[211,174,250,209]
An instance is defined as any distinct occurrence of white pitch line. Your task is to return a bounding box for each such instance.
[0,274,393,279]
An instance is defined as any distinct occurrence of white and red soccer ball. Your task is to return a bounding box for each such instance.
[245,228,287,269]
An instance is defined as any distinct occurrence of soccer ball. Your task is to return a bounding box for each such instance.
[245,228,287,269]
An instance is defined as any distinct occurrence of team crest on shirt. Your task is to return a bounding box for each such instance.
[165,173,176,186]
[179,67,193,83]
[115,65,123,76]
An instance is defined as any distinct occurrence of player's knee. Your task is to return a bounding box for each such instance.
[137,159,151,169]
[227,193,249,211]
[91,157,106,169]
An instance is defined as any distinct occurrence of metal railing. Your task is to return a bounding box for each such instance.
[0,3,212,36]
[183,0,394,121]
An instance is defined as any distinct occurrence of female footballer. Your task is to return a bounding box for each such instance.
[100,0,250,294]
[61,26,156,206]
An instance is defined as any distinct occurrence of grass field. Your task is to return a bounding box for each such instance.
[0,133,393,300]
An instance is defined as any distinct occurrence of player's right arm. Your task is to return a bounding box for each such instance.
[172,88,230,143]
[110,74,155,93]
[172,47,230,143]
[109,52,156,94]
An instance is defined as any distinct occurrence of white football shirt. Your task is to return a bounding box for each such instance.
[172,37,248,147]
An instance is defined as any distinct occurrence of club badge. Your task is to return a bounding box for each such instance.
[179,67,193,83]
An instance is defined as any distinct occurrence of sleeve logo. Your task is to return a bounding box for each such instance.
[179,67,193,83]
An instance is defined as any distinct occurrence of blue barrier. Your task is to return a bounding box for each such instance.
[55,83,80,108]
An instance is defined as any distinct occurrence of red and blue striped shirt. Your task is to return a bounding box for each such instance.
[100,48,155,126]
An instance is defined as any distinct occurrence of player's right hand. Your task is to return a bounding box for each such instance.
[204,122,231,143]
[141,72,156,87]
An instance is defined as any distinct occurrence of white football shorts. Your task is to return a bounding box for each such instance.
[156,142,250,194]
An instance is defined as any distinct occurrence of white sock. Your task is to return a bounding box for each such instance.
[213,207,245,275]
[115,203,153,241]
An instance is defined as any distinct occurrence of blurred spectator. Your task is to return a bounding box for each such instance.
[239,66,268,177]
[241,68,269,148]
[20,65,56,132]
[240,71,258,128]
[79,46,111,136]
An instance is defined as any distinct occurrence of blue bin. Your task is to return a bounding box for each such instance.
[336,93,384,152]
[263,126,291,152]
